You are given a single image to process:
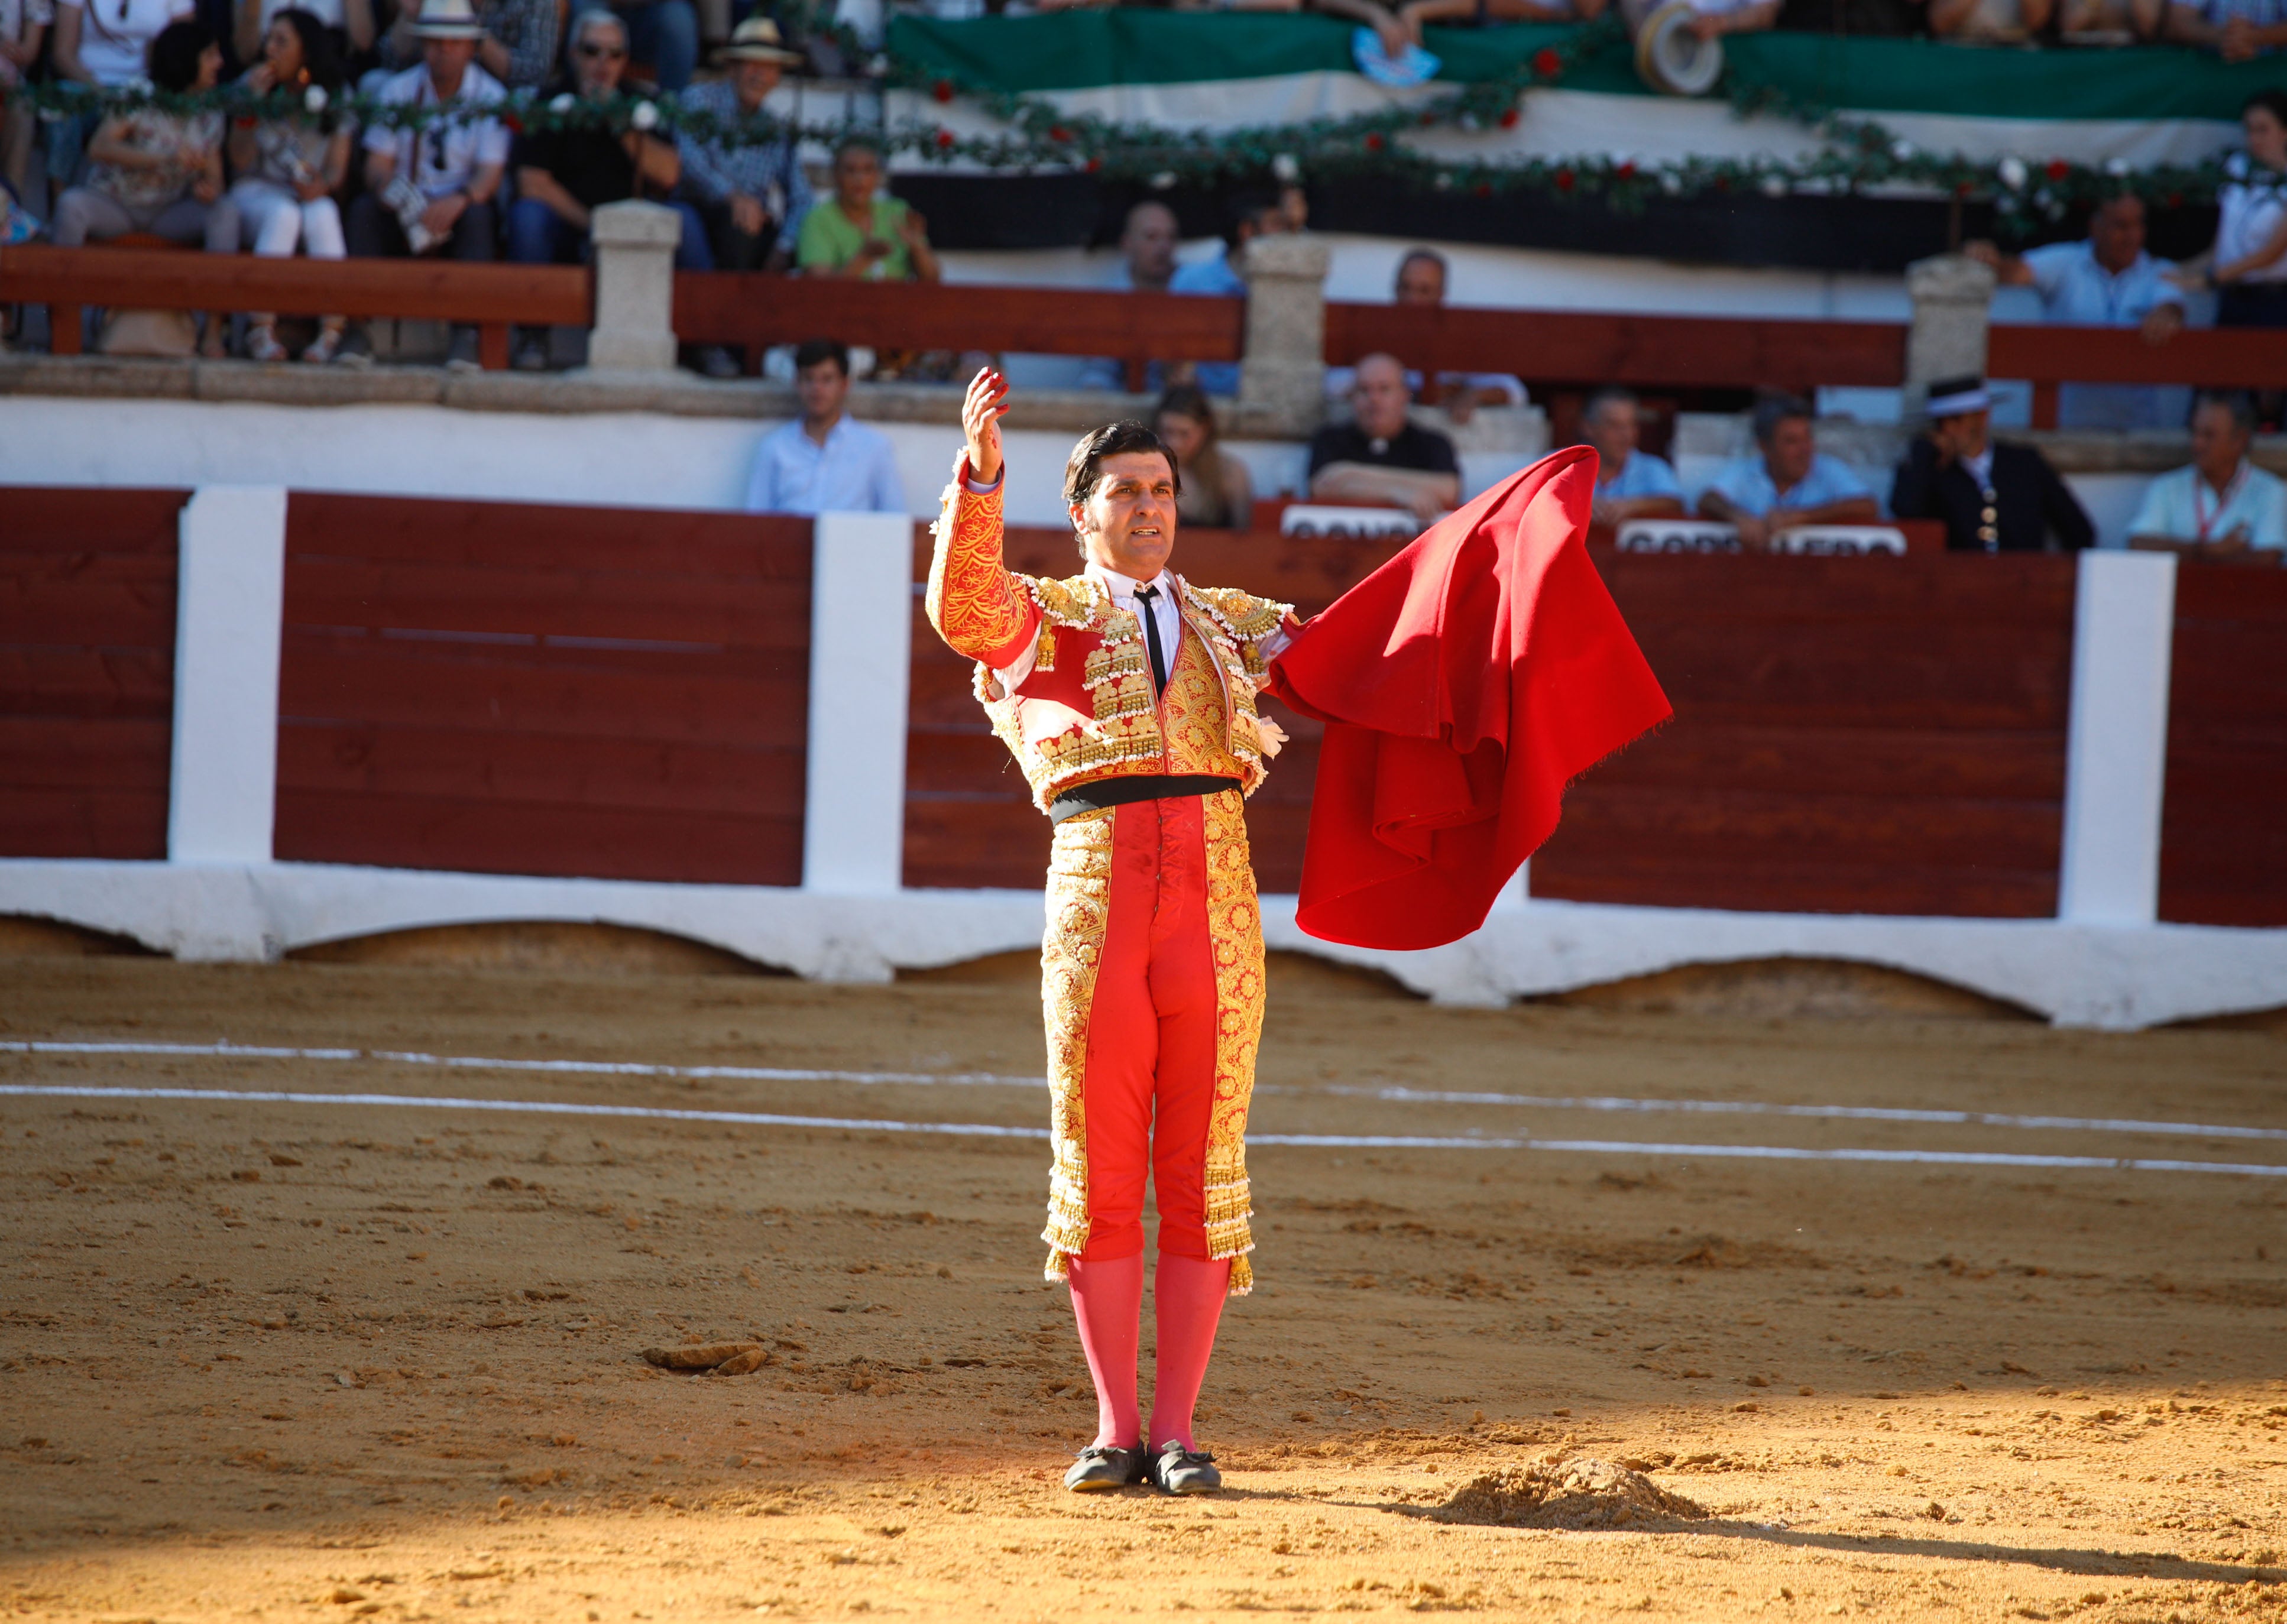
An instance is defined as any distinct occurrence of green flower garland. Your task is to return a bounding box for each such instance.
[9,21,2234,239]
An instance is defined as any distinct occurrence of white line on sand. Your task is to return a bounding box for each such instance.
[3,1084,2283,1178]
[7,1038,2282,1147]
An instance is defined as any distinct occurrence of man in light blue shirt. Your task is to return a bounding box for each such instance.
[1965,197,2191,431]
[744,339,906,517]
[2128,391,2286,559]
[1698,394,1881,550]
[1582,387,1686,526]
[1167,194,1286,397]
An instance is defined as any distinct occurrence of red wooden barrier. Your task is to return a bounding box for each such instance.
[1325,304,1909,393]
[0,247,589,371]
[1987,324,2287,430]
[672,275,1243,382]
[274,494,812,884]
[2159,561,2287,928]
[1532,552,2077,918]
[0,486,184,860]
[903,524,1406,894]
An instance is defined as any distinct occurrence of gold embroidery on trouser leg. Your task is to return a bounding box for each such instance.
[1039,806,1116,1281]
[1198,786,1266,1297]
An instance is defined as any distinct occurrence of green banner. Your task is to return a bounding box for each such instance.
[887,10,2280,122]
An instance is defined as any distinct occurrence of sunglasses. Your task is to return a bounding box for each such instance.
[576,41,626,56]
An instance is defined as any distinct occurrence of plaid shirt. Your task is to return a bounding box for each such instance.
[674,78,812,254]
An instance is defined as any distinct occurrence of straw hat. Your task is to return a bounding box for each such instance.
[410,0,487,39]
[715,15,802,65]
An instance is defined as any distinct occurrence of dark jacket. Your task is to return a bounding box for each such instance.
[1890,437,2094,553]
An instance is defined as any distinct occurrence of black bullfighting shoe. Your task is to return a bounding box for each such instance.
[1063,1443,1147,1493]
[1150,1440,1222,1495]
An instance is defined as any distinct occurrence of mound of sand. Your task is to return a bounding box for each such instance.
[1434,1457,1709,1529]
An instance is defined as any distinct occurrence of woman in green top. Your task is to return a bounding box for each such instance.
[796,135,941,282]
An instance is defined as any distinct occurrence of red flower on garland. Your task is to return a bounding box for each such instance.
[932,78,955,103]
[1616,160,1636,180]
[1954,179,1972,197]
[1084,156,1102,174]
[935,128,955,149]
[2165,190,2182,207]
[1364,131,1385,151]
[2045,158,2071,181]
[1531,46,1562,77]
[1497,106,1520,129]
[503,114,524,134]
[1419,109,1438,127]
[232,114,257,129]
[1475,182,1493,198]
[1048,124,1070,142]
[1553,167,1575,192]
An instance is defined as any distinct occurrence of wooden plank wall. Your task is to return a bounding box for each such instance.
[2159,562,2287,928]
[904,525,1408,893]
[0,486,184,859]
[274,494,813,886]
[1531,553,2078,918]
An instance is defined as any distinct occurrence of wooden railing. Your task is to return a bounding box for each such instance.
[671,274,1242,386]
[1987,323,2287,429]
[1324,303,1910,394]
[0,246,589,371]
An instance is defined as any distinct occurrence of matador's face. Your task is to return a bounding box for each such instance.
[1073,450,1178,582]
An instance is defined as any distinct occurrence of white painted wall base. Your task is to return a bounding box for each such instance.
[5,858,2281,1032]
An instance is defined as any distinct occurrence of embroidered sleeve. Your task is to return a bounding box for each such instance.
[925,454,1039,667]
[1184,584,1297,676]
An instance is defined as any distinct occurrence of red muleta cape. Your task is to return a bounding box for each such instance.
[1259,445,1671,950]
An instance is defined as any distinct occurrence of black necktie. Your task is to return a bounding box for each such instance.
[1132,584,1170,693]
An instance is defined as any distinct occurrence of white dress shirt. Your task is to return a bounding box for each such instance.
[744,416,906,517]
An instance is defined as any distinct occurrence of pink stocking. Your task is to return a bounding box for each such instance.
[1067,1252,1144,1448]
[1148,1252,1231,1452]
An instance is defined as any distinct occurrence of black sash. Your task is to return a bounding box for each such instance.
[1047,774,1241,825]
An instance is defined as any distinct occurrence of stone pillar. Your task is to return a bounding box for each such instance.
[1238,233,1330,436]
[585,199,682,373]
[1903,253,1996,422]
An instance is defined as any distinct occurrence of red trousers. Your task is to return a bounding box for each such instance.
[1039,787,1262,1284]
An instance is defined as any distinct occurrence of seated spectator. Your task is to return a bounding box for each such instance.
[1156,385,1253,531]
[1170,192,1287,398]
[51,18,221,253]
[2164,0,2287,55]
[210,9,355,364]
[1077,201,1181,390]
[2054,0,2162,37]
[1891,375,2094,553]
[1965,196,2188,432]
[1928,0,2049,37]
[342,0,507,369]
[572,0,696,92]
[2175,93,2287,335]
[2127,391,2285,562]
[743,338,906,516]
[509,9,710,371]
[235,0,371,64]
[676,17,808,379]
[376,0,555,87]
[1,0,52,205]
[1581,388,1686,526]
[1697,394,1880,550]
[1307,352,1461,524]
[1326,248,1527,425]
[49,0,195,190]
[796,135,940,283]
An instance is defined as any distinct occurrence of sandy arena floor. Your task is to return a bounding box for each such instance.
[2,951,2285,1623]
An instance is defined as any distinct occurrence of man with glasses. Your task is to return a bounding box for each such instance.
[342,0,509,369]
[505,7,711,370]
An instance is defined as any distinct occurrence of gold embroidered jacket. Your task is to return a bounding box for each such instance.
[924,457,1294,811]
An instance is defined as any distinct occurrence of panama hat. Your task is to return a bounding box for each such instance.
[715,16,802,65]
[411,0,487,38]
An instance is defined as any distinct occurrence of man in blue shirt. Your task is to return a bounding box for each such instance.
[743,339,906,517]
[1168,193,1288,397]
[1582,388,1686,527]
[1965,196,2190,430]
[1698,395,1880,550]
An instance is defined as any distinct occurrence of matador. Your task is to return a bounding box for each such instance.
[925,369,1297,1497]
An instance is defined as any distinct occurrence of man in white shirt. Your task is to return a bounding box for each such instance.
[2129,390,2286,561]
[743,339,906,516]
[340,0,508,368]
